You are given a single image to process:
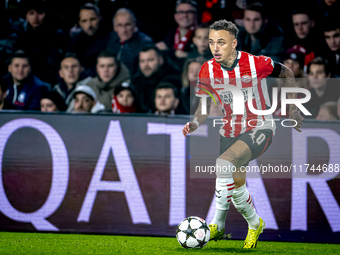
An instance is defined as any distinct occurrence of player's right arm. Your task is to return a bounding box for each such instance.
[182,62,213,137]
[182,97,212,137]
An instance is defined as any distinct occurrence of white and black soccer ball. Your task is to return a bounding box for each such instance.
[176,216,210,249]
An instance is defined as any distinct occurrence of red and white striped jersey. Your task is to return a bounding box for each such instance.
[196,51,276,138]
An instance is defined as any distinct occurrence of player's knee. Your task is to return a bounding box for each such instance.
[215,158,235,178]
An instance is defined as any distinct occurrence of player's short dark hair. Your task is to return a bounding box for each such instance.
[154,82,179,98]
[210,20,239,38]
[79,3,101,19]
[7,50,31,65]
[60,52,82,69]
[175,0,198,12]
[307,57,330,75]
[0,76,8,93]
[245,2,267,19]
[140,44,163,57]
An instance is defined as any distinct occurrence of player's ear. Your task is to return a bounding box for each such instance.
[232,38,237,49]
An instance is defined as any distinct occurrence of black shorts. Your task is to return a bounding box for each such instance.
[219,129,273,164]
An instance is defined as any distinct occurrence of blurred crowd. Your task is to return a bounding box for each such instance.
[0,0,340,121]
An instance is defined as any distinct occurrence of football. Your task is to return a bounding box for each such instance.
[176,216,210,249]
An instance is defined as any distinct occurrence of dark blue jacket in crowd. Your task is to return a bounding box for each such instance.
[106,30,153,76]
[4,74,51,111]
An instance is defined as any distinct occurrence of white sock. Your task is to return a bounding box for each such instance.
[210,158,235,231]
[232,184,260,230]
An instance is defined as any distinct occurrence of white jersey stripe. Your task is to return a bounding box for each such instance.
[248,55,258,87]
[234,64,242,88]
[208,60,214,89]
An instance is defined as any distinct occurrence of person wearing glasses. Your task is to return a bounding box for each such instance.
[156,0,198,63]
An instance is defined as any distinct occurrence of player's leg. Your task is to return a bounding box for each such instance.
[232,129,273,248]
[209,139,252,241]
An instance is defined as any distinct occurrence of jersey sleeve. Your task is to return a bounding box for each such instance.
[256,55,275,79]
[195,62,214,96]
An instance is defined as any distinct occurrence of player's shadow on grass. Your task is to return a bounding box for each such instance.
[173,247,281,253]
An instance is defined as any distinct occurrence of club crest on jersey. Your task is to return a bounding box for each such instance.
[241,75,252,83]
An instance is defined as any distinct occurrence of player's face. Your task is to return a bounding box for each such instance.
[139,50,164,77]
[324,29,340,52]
[26,9,46,29]
[79,9,101,36]
[8,58,31,83]
[74,93,95,113]
[188,61,201,82]
[193,28,209,54]
[155,88,178,112]
[174,3,197,29]
[308,64,330,90]
[292,14,314,39]
[209,30,237,65]
[59,57,83,86]
[116,89,134,107]
[40,99,58,112]
[283,59,301,77]
[96,57,117,83]
[243,10,264,35]
[114,14,136,42]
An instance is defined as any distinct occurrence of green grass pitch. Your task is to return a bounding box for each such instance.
[0,232,339,254]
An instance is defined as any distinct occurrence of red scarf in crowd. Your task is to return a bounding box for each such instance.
[174,26,195,50]
[112,95,136,113]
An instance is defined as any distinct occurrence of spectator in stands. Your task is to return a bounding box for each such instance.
[181,57,205,114]
[106,8,153,76]
[81,50,130,110]
[40,91,67,112]
[68,3,111,77]
[54,53,86,107]
[70,85,105,113]
[237,2,285,62]
[153,83,180,115]
[274,46,309,117]
[322,20,340,76]
[15,0,69,84]
[187,23,213,61]
[112,82,140,113]
[0,11,18,78]
[0,76,12,110]
[131,45,182,113]
[4,50,51,111]
[304,57,340,118]
[316,101,339,120]
[284,8,325,66]
[156,0,198,61]
[283,46,308,87]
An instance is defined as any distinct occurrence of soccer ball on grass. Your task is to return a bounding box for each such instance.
[176,216,210,249]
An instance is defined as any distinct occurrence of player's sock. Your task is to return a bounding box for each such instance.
[232,184,260,230]
[210,158,235,231]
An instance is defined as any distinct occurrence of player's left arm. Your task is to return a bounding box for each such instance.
[272,62,304,132]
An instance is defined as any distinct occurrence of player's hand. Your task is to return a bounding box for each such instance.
[289,107,304,132]
[182,122,198,137]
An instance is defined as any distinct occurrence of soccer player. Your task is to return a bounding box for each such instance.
[182,20,304,248]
